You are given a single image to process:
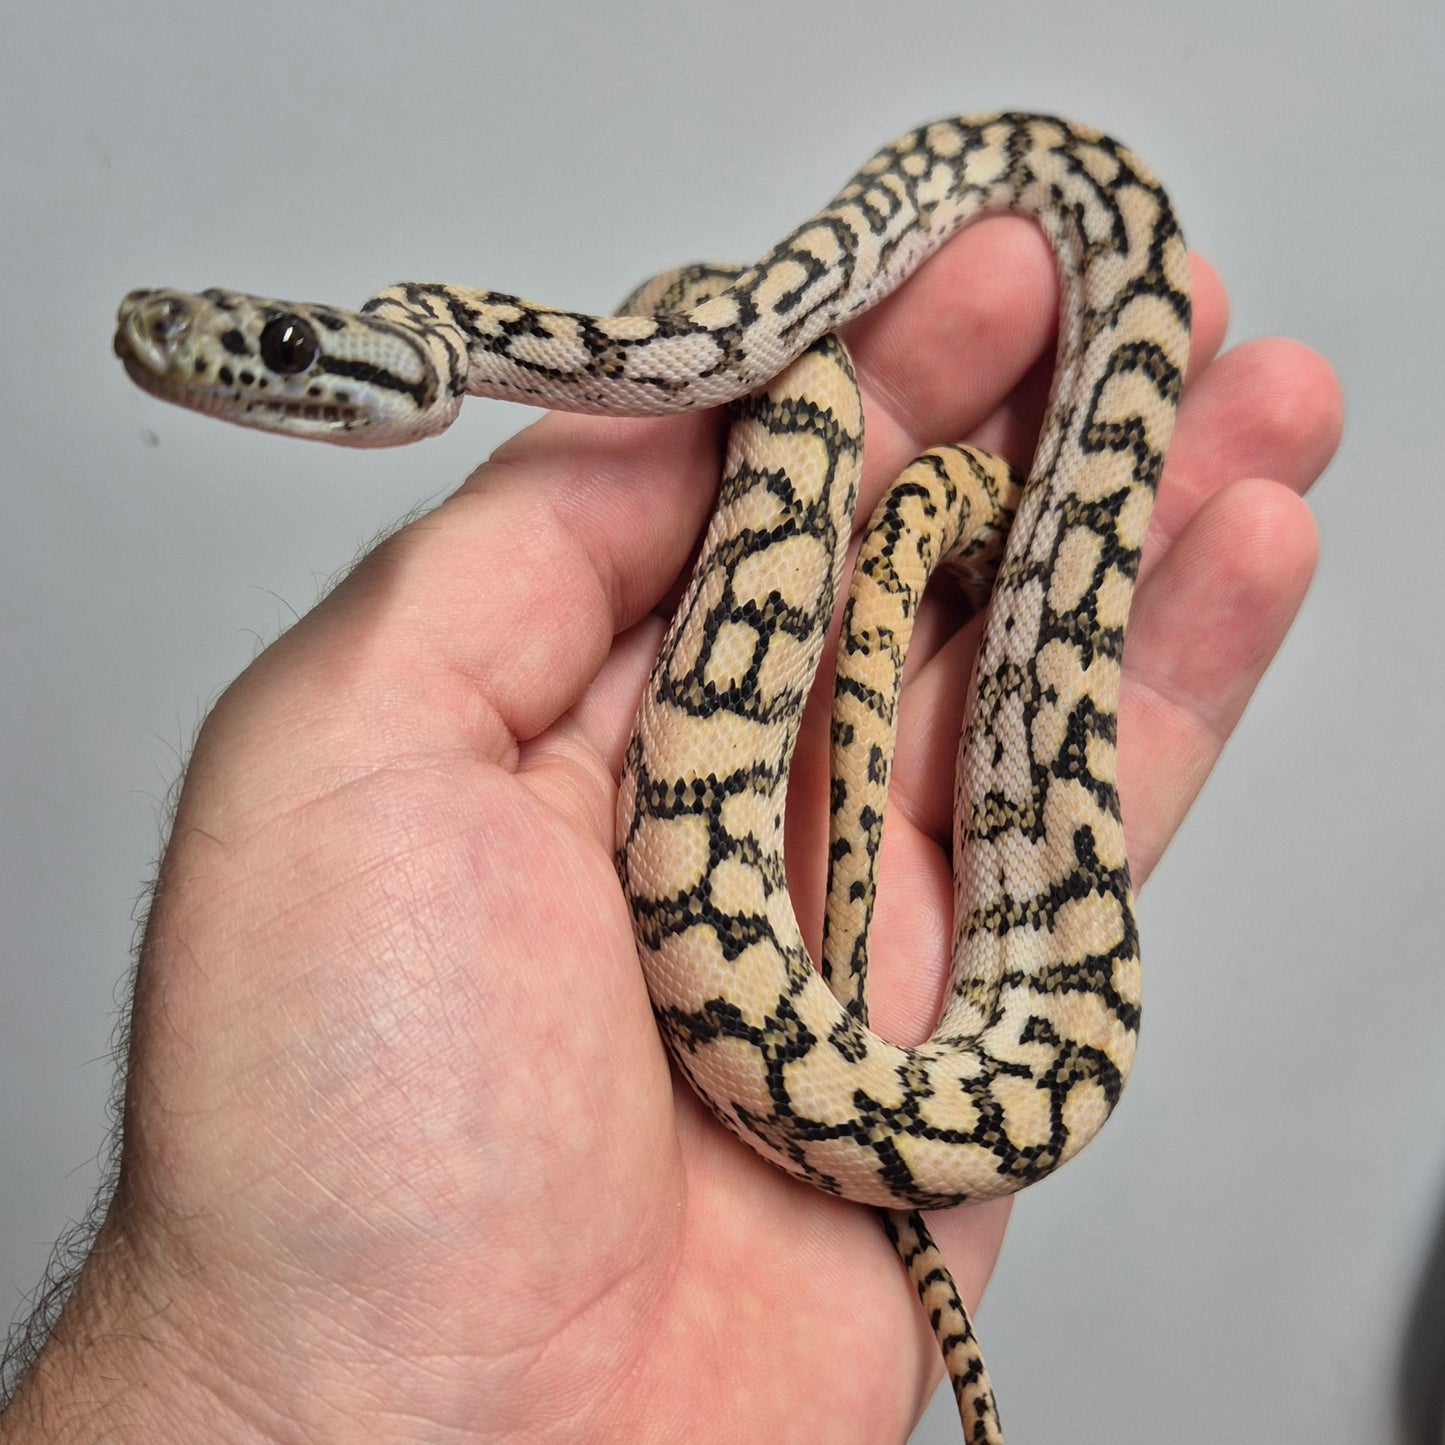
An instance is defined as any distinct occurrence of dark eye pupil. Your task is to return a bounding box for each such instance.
[259,314,320,374]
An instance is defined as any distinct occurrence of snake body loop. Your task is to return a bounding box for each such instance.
[116,113,1192,1444]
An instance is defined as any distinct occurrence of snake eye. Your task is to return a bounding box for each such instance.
[258,314,320,374]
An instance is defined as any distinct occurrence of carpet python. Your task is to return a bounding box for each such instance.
[114,112,1192,1443]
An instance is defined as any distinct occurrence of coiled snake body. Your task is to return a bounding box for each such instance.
[115,113,1191,1442]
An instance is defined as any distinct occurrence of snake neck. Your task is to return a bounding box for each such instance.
[368,114,1189,432]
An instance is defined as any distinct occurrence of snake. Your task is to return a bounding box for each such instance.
[113,112,1192,1443]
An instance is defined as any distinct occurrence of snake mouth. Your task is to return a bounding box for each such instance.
[115,337,367,434]
[237,396,365,429]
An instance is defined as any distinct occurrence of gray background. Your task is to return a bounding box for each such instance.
[3,3,1440,1442]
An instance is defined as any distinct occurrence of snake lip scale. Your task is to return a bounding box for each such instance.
[116,112,1191,1444]
[115,343,368,433]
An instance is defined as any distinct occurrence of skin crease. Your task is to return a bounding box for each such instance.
[0,216,1338,1445]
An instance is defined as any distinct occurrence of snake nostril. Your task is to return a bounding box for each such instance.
[116,293,195,373]
[149,298,191,342]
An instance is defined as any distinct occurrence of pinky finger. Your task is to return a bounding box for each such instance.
[1119,477,1320,886]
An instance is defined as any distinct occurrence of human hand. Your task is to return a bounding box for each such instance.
[1,219,1338,1444]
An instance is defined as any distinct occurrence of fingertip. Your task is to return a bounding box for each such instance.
[1185,252,1230,375]
[1201,337,1344,495]
[1121,476,1319,879]
[1252,338,1345,477]
[1178,259,1343,481]
[1213,474,1321,588]
[1137,476,1319,707]
[1152,327,1342,561]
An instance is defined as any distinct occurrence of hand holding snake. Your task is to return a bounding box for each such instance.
[11,119,1334,1444]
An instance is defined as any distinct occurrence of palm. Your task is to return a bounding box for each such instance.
[110,218,1333,1445]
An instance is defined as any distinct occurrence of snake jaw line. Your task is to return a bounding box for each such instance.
[115,340,368,439]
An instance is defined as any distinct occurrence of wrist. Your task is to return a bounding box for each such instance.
[1,1213,274,1444]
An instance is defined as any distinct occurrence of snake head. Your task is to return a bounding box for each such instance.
[114,288,465,446]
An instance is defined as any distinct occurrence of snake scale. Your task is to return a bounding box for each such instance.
[114,112,1191,1442]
